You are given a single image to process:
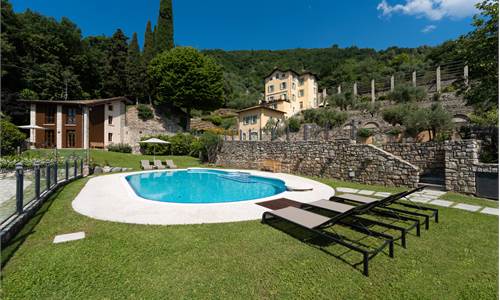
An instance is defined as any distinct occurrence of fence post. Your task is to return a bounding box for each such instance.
[46,162,51,190]
[248,129,251,141]
[239,129,242,141]
[353,82,357,96]
[74,159,78,178]
[80,159,83,176]
[464,65,469,86]
[436,66,441,92]
[390,75,395,91]
[34,161,40,200]
[412,71,417,87]
[53,161,58,184]
[65,160,69,181]
[15,163,24,214]
[371,79,375,103]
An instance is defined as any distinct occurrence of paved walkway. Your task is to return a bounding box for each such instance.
[336,187,498,216]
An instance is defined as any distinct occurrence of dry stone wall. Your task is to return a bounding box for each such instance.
[381,142,445,175]
[216,141,420,188]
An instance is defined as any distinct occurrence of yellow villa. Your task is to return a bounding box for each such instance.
[237,105,285,141]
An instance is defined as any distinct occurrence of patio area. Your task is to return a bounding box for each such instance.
[1,155,498,299]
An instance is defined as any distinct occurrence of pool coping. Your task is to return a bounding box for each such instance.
[72,168,335,225]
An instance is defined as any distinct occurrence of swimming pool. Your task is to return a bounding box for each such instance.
[125,169,287,203]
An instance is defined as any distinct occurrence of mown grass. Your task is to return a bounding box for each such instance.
[1,173,498,299]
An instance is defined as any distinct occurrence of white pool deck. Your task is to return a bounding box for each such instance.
[72,168,335,225]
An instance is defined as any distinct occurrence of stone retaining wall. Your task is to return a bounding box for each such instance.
[382,142,445,175]
[216,141,420,187]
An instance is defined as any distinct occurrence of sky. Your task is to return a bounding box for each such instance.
[10,0,481,51]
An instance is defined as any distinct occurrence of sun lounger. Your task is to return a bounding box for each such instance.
[262,203,395,276]
[333,187,438,230]
[301,198,419,248]
[154,160,165,169]
[141,160,153,170]
[165,160,177,169]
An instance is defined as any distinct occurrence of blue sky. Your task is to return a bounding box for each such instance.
[10,0,480,51]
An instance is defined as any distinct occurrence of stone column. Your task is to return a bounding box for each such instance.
[412,71,417,87]
[353,82,357,96]
[30,103,36,148]
[371,79,375,103]
[436,66,441,92]
[56,105,62,149]
[337,85,341,94]
[390,75,395,91]
[83,106,89,149]
[322,89,327,106]
[464,65,469,86]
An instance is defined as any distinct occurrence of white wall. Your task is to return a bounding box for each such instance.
[104,101,125,147]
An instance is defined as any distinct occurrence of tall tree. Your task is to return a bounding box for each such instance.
[143,20,155,64]
[154,0,174,54]
[148,47,224,130]
[127,32,145,101]
[103,29,128,97]
[459,0,498,111]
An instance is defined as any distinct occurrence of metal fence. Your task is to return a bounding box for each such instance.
[0,159,84,225]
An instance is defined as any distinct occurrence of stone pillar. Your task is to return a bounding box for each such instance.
[353,82,358,96]
[390,75,395,91]
[412,71,417,87]
[322,89,327,106]
[464,65,469,86]
[30,104,36,148]
[83,106,89,149]
[436,66,441,92]
[337,85,341,94]
[56,105,62,149]
[371,79,375,103]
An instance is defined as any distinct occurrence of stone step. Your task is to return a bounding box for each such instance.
[418,182,446,191]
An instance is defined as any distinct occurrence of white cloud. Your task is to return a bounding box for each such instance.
[377,0,480,20]
[421,24,437,32]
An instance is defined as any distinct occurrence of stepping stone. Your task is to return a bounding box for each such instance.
[480,207,499,216]
[336,187,359,194]
[374,192,391,198]
[423,190,447,197]
[53,232,85,244]
[453,203,481,212]
[358,190,375,195]
[407,197,431,203]
[429,199,454,207]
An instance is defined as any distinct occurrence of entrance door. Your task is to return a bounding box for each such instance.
[44,130,55,147]
[67,130,76,148]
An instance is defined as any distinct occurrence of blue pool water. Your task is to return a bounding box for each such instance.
[125,169,287,203]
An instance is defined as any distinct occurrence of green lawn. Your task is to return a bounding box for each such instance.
[1,163,498,299]
[22,149,203,170]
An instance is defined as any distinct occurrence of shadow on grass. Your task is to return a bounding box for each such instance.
[263,217,390,276]
[1,187,63,271]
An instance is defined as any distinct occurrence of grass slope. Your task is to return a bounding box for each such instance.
[1,175,498,299]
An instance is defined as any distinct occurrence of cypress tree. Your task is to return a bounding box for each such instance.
[143,20,155,64]
[155,0,174,54]
[127,32,145,101]
[103,29,128,97]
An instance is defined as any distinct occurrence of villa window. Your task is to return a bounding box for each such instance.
[108,132,113,142]
[299,89,304,97]
[300,101,303,109]
[280,82,287,90]
[275,73,280,79]
[281,73,286,79]
[269,96,274,101]
[299,79,304,86]
[292,94,296,101]
[45,106,56,124]
[281,94,287,100]
[66,107,76,124]
[108,105,113,111]
[242,133,247,141]
[292,82,296,90]
[268,85,274,93]
[271,103,277,109]
[108,115,113,125]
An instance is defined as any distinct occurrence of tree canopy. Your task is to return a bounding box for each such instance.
[148,47,224,129]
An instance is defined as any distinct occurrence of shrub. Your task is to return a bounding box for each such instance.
[220,117,236,129]
[19,88,38,100]
[357,128,373,138]
[140,134,170,155]
[107,143,132,153]
[199,132,222,163]
[386,128,402,136]
[137,104,154,121]
[169,133,196,155]
[0,117,26,155]
[302,109,348,129]
[287,117,301,132]
[388,85,427,103]
[201,115,223,126]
